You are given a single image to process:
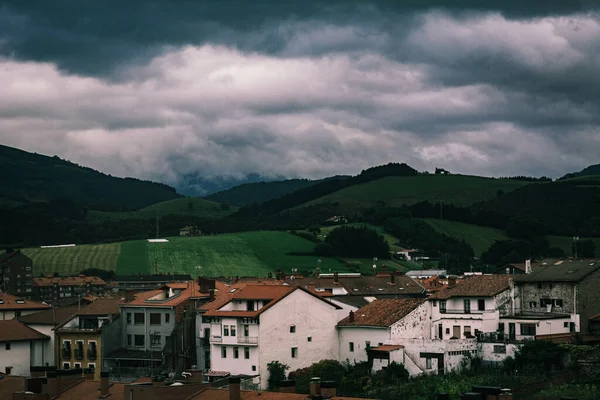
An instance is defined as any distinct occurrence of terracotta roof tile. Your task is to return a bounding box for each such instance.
[53,380,125,400]
[0,376,25,399]
[0,292,50,311]
[32,275,106,287]
[197,280,283,313]
[188,388,371,400]
[289,274,426,296]
[0,320,50,342]
[18,305,79,326]
[432,275,511,299]
[337,298,426,327]
[124,281,205,308]
[74,297,123,316]
[370,345,404,352]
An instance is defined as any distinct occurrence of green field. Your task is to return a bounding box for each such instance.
[301,175,529,209]
[22,243,121,276]
[87,197,238,224]
[422,219,508,256]
[317,223,405,252]
[22,231,352,277]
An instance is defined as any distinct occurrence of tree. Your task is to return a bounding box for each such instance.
[310,359,346,386]
[325,226,390,259]
[374,362,409,384]
[267,361,289,390]
[576,239,596,258]
[79,268,115,282]
[314,242,334,257]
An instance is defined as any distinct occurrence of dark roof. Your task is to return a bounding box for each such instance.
[369,345,404,352]
[18,306,79,326]
[0,250,30,264]
[189,388,371,400]
[514,260,600,283]
[0,320,50,342]
[33,275,106,287]
[432,275,511,299]
[289,274,426,296]
[75,298,122,316]
[0,376,25,400]
[115,274,192,282]
[337,298,426,327]
[52,380,125,400]
[331,296,370,308]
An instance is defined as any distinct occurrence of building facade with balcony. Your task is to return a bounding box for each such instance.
[54,298,122,380]
[0,250,33,297]
[201,285,345,389]
[32,275,106,304]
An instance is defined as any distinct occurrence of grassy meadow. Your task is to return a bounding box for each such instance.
[301,174,529,209]
[87,197,238,224]
[22,243,121,276]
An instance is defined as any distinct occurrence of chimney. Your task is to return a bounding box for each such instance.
[448,277,456,288]
[45,370,58,397]
[209,289,215,301]
[310,377,321,397]
[321,381,337,397]
[334,272,339,283]
[228,377,241,400]
[84,368,94,380]
[525,259,532,274]
[381,264,387,272]
[279,379,296,393]
[349,310,355,323]
[100,371,109,397]
[390,271,396,284]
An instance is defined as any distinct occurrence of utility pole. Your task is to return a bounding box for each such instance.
[156,208,160,239]
[440,201,443,220]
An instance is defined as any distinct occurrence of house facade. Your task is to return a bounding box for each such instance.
[0,320,50,375]
[202,285,344,389]
[0,250,33,297]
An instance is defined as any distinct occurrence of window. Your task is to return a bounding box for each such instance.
[127,335,132,346]
[134,335,145,347]
[494,345,507,354]
[224,326,229,336]
[134,313,144,325]
[440,300,447,313]
[537,283,542,289]
[230,325,237,336]
[520,324,537,336]
[150,313,161,325]
[349,342,354,352]
[63,363,70,370]
[529,301,537,308]
[432,300,437,307]
[14,311,21,317]
[464,326,472,337]
[554,299,563,307]
[478,299,485,311]
[307,337,312,342]
[291,347,298,358]
[564,322,569,328]
[252,366,256,372]
[244,347,250,359]
[498,323,505,333]
[222,347,227,358]
[5,367,12,375]
[464,299,471,314]
[234,347,239,359]
[5,342,10,350]
[88,363,95,370]
[290,325,296,333]
[127,313,132,324]
[165,313,170,323]
[74,363,81,369]
[426,358,432,369]
[150,335,161,346]
[365,341,371,349]
[243,325,249,337]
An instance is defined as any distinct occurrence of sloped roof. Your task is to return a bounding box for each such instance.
[73,298,123,316]
[18,305,79,326]
[514,260,600,283]
[0,320,50,342]
[432,275,511,299]
[337,298,426,327]
[188,387,371,400]
[124,280,207,308]
[197,280,285,313]
[52,380,125,400]
[0,292,50,311]
[370,344,404,352]
[0,376,25,400]
[289,274,426,296]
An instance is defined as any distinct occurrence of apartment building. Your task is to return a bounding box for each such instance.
[32,275,106,303]
[112,274,192,292]
[0,250,33,296]
[201,285,345,389]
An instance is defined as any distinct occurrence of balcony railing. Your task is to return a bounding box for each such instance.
[440,309,485,315]
[499,308,571,318]
[88,349,97,360]
[210,335,223,343]
[237,336,258,345]
[74,349,84,360]
[61,349,71,359]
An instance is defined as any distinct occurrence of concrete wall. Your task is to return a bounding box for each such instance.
[27,324,55,366]
[210,342,259,376]
[519,282,575,315]
[478,343,518,365]
[576,268,600,333]
[121,306,176,351]
[498,316,577,340]
[258,289,341,389]
[337,327,389,364]
[0,340,32,376]
[390,302,431,340]
[400,338,478,374]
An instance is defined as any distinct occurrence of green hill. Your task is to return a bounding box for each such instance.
[205,179,327,207]
[422,219,508,257]
[87,197,238,223]
[0,144,181,209]
[22,231,350,277]
[300,174,529,209]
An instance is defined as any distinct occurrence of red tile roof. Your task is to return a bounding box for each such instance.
[188,388,371,400]
[18,305,79,326]
[197,280,285,313]
[53,380,125,400]
[0,320,50,342]
[124,281,205,307]
[33,275,106,287]
[337,298,426,327]
[370,344,404,352]
[76,297,123,315]
[431,275,511,299]
[0,292,50,311]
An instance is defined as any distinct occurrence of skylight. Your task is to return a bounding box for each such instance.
[229,289,238,293]
[16,300,25,304]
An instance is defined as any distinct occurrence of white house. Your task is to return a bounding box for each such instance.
[0,292,50,320]
[201,285,345,389]
[0,320,50,375]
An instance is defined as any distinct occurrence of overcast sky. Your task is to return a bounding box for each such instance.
[1,1,599,188]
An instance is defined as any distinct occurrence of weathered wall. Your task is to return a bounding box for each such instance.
[337,327,389,364]
[576,268,600,333]
[390,302,431,340]
[519,282,575,314]
[0,340,33,376]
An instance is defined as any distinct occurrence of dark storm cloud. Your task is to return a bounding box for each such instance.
[1,1,600,187]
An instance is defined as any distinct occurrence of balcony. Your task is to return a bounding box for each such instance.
[499,308,571,318]
[440,309,485,315]
[210,335,223,343]
[87,349,97,360]
[61,349,72,359]
[237,336,258,345]
[74,349,84,360]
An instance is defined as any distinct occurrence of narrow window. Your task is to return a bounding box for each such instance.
[224,326,229,336]
[234,347,239,359]
[165,313,170,323]
[440,301,447,313]
[5,342,10,350]
[134,335,144,347]
[134,313,144,325]
[290,325,296,333]
[244,347,250,359]
[477,299,485,311]
[349,342,354,352]
[291,347,298,358]
[222,346,227,358]
[230,325,237,336]
[127,335,132,346]
[426,358,432,369]
[464,299,471,314]
[127,313,132,324]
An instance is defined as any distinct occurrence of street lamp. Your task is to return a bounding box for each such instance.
[195,266,201,279]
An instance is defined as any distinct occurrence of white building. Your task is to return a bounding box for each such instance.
[201,285,346,389]
[0,292,50,320]
[0,320,50,375]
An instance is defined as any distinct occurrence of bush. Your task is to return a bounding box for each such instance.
[267,361,289,390]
